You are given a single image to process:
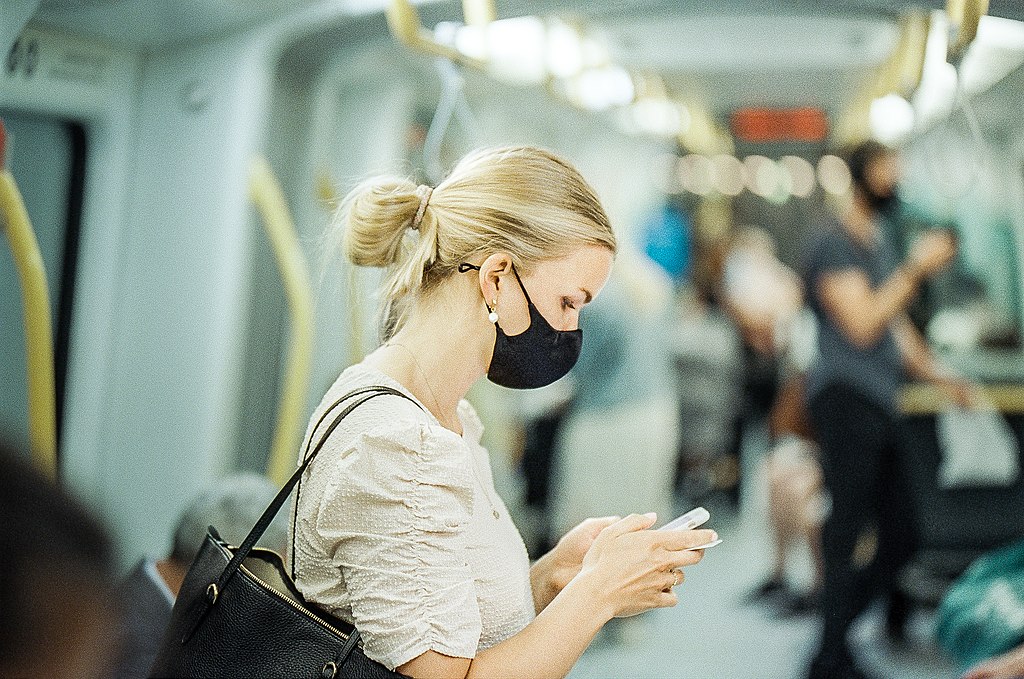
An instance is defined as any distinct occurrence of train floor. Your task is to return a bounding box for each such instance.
[562,466,962,679]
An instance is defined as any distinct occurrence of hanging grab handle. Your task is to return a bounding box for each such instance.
[249,155,314,486]
[0,119,58,479]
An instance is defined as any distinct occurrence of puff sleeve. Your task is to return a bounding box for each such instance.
[311,420,480,670]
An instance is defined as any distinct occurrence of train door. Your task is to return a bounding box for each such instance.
[0,111,86,459]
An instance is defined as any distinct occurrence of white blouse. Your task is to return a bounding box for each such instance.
[290,363,536,671]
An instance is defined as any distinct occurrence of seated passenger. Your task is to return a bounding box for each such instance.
[0,441,118,678]
[292,146,718,678]
[111,472,287,679]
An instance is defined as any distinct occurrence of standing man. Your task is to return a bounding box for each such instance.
[803,140,971,679]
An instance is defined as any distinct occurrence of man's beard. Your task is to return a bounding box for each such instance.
[866,187,899,214]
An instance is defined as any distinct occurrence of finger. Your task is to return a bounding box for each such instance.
[665,550,705,570]
[580,516,621,537]
[655,591,679,609]
[655,529,719,551]
[665,569,685,589]
[600,513,658,539]
[659,570,681,592]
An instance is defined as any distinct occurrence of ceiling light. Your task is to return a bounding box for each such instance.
[573,66,635,111]
[870,93,915,143]
[547,20,583,79]
[743,155,778,198]
[678,154,714,196]
[780,156,816,198]
[817,155,852,195]
[631,98,682,136]
[711,155,744,196]
[485,17,547,85]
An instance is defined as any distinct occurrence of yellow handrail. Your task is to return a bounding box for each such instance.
[901,383,1024,415]
[385,0,485,68]
[0,121,58,479]
[249,156,314,486]
[947,0,990,62]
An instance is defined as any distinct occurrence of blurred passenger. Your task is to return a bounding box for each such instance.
[550,253,678,548]
[642,196,694,287]
[516,381,573,557]
[722,226,802,362]
[0,441,118,678]
[752,374,825,614]
[802,140,972,679]
[111,472,287,679]
[720,227,803,503]
[293,146,716,678]
[671,289,743,503]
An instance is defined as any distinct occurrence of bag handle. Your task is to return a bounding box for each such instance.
[180,385,420,644]
[288,384,421,576]
[223,385,416,587]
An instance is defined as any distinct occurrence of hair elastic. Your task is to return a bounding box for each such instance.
[411,185,433,230]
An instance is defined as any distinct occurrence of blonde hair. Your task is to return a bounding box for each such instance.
[334,146,617,339]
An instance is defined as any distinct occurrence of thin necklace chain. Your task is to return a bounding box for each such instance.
[385,341,447,427]
[384,341,500,520]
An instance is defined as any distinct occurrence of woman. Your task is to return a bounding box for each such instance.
[290,146,716,679]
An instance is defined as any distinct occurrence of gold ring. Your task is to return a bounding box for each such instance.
[672,570,682,587]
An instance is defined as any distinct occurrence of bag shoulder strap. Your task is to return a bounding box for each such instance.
[216,385,420,593]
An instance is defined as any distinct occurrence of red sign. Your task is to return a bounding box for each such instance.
[731,107,829,143]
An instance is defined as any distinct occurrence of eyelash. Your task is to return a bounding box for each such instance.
[562,298,577,311]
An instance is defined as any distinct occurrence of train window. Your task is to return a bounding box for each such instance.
[0,111,86,458]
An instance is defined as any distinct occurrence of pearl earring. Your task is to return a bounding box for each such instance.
[488,299,499,324]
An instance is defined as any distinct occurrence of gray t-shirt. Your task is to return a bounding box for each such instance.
[803,219,905,412]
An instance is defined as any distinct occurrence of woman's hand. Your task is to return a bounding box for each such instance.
[551,517,622,585]
[531,516,620,612]
[963,643,1024,679]
[575,513,715,619]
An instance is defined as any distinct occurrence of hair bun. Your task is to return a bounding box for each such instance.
[339,177,422,268]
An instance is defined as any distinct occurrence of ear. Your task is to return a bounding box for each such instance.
[478,252,514,305]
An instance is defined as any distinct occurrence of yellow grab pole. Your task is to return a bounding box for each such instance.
[386,0,486,68]
[462,0,496,28]
[947,0,990,62]
[249,156,314,486]
[0,121,58,479]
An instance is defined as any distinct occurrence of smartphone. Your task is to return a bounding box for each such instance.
[685,538,723,551]
[658,507,710,532]
[658,506,723,551]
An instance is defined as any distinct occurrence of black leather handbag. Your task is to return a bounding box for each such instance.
[150,385,416,678]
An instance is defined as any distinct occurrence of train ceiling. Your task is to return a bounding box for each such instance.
[26,0,1024,146]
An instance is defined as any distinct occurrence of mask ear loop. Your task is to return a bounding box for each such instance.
[458,262,497,322]
[507,263,533,306]
[458,261,530,319]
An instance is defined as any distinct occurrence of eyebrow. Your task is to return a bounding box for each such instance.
[580,288,593,304]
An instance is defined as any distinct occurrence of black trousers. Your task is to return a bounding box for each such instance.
[808,383,918,667]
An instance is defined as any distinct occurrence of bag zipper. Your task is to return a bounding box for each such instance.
[239,562,354,641]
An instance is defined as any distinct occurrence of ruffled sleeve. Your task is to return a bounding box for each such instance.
[312,419,480,670]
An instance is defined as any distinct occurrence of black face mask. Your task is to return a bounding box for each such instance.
[863,185,900,215]
[459,262,583,389]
